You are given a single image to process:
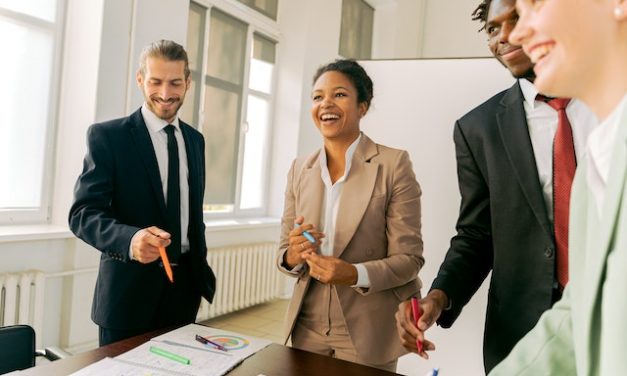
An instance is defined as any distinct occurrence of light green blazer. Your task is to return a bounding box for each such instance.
[490,101,627,376]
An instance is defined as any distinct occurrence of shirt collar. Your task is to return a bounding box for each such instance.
[319,133,362,182]
[141,103,180,134]
[518,78,540,109]
[600,93,627,126]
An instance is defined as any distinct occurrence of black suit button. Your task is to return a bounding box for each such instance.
[544,247,554,258]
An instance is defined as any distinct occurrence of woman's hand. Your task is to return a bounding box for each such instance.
[304,252,358,285]
[284,216,325,269]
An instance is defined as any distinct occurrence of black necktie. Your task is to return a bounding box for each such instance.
[164,125,181,262]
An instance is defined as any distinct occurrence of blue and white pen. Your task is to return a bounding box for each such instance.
[295,223,316,244]
[423,368,439,376]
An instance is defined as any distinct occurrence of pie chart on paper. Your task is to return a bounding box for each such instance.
[207,335,251,351]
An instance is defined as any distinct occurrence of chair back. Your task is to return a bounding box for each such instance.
[0,325,35,374]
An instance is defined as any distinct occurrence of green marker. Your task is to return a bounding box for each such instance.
[149,345,191,365]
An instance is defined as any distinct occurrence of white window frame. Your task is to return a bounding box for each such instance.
[0,1,66,224]
[190,0,280,219]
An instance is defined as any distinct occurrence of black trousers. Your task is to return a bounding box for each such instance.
[98,252,201,346]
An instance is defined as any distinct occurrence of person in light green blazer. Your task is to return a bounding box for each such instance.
[488,0,627,375]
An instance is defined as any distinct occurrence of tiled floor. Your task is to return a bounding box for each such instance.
[202,298,290,345]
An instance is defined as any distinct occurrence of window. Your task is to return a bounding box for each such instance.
[339,0,374,59]
[0,0,64,223]
[184,1,278,216]
[235,0,278,20]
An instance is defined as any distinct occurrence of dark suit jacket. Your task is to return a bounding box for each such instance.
[69,108,215,331]
[431,82,557,372]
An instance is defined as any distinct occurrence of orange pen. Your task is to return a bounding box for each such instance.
[158,246,174,283]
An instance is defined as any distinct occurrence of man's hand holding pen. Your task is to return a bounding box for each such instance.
[395,290,447,359]
[131,226,172,264]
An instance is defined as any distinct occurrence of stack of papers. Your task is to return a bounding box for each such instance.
[70,324,272,376]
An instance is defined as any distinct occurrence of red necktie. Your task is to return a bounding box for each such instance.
[545,98,575,290]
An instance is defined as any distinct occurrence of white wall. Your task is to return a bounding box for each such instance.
[372,0,427,59]
[421,0,489,58]
[359,59,514,375]
[266,0,310,218]
[293,0,343,157]
[370,0,489,59]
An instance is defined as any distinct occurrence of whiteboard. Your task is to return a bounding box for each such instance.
[359,58,515,376]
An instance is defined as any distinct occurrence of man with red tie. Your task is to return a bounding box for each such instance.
[395,0,597,372]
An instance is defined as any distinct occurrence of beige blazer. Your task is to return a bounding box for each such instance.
[277,134,424,364]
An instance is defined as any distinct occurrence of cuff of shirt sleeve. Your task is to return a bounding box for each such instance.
[129,230,142,260]
[352,263,371,288]
[287,262,304,274]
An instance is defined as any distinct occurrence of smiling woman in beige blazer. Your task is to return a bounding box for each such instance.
[276,59,424,372]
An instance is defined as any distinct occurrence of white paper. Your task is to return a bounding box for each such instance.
[116,340,232,376]
[111,324,272,376]
[69,357,174,376]
[152,323,271,360]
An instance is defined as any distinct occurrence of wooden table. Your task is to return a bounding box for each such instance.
[19,323,401,375]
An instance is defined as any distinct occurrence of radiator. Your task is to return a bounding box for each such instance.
[0,270,45,347]
[197,242,281,320]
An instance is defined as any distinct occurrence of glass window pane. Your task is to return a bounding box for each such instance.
[248,59,273,94]
[187,2,205,72]
[183,3,205,127]
[0,0,56,22]
[240,95,269,209]
[236,0,278,20]
[249,34,275,94]
[179,74,198,126]
[0,17,53,209]
[339,0,373,59]
[359,4,373,59]
[252,33,275,63]
[206,8,247,85]
[202,84,241,206]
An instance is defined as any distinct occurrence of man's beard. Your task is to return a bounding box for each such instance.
[146,95,184,121]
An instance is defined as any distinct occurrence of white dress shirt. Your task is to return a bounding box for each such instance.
[586,94,627,217]
[318,134,370,288]
[129,104,190,258]
[519,79,598,222]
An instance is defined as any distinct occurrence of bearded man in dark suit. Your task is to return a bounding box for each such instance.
[69,40,215,346]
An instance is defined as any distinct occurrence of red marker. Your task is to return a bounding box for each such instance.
[410,296,423,353]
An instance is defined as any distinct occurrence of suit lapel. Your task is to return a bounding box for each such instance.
[298,151,325,230]
[128,109,168,216]
[180,122,199,208]
[496,83,553,240]
[584,105,627,336]
[333,136,379,258]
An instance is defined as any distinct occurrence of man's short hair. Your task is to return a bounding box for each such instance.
[472,0,492,32]
[138,40,190,80]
